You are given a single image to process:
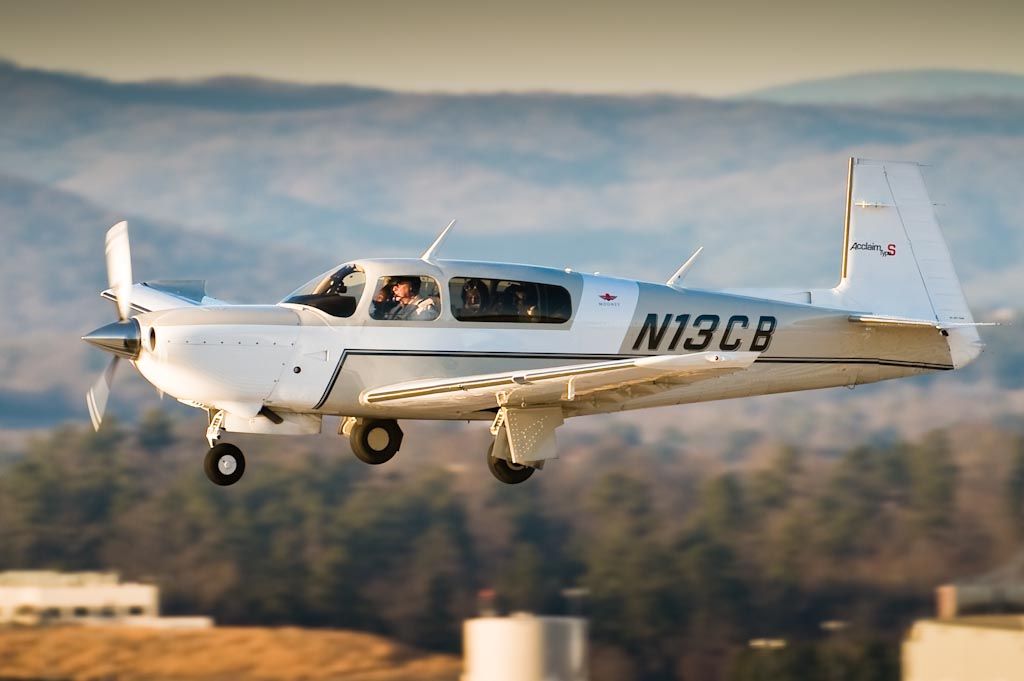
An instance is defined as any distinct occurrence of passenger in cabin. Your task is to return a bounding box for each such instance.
[460,279,489,317]
[383,277,439,321]
[516,286,539,318]
[495,283,539,319]
[495,284,520,317]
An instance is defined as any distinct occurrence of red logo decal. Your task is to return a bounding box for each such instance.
[600,293,618,301]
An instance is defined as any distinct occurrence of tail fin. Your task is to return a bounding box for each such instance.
[836,158,972,324]
[833,158,982,367]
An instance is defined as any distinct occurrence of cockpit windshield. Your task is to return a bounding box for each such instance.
[281,264,366,318]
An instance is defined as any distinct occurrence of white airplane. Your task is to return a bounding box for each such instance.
[83,159,985,486]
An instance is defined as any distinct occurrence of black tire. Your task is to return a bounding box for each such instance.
[487,443,535,484]
[204,442,246,486]
[349,419,403,465]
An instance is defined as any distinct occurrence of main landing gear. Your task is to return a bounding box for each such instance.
[340,416,537,484]
[486,442,535,485]
[344,418,404,465]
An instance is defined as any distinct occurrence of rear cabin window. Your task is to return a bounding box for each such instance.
[283,264,366,318]
[450,277,572,324]
[370,276,441,321]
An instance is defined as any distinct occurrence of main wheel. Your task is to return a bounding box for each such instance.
[487,443,535,485]
[204,442,246,486]
[349,419,403,465]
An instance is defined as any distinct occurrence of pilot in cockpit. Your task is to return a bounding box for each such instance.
[381,277,439,321]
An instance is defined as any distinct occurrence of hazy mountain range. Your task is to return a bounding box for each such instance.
[0,61,1020,433]
[742,69,1024,104]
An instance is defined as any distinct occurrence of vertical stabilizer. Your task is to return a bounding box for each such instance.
[835,159,974,326]
[833,158,981,367]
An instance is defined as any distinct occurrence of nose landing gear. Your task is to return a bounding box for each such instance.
[204,442,246,486]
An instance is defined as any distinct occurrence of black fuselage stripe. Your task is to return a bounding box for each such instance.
[314,350,349,410]
[311,350,953,410]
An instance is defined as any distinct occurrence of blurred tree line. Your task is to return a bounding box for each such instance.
[1,412,1023,681]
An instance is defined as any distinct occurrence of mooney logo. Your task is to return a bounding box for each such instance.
[850,242,897,257]
[600,293,618,301]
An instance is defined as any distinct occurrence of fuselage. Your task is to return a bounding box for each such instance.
[131,258,957,425]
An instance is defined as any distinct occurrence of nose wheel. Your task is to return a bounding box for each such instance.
[204,442,246,486]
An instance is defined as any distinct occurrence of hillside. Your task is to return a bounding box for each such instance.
[0,626,460,681]
[1,61,1022,297]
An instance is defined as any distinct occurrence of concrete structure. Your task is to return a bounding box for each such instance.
[0,571,158,625]
[462,613,587,681]
[936,583,1024,619]
[903,616,1024,681]
[936,549,1024,619]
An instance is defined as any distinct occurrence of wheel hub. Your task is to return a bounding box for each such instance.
[366,428,390,450]
[218,455,238,475]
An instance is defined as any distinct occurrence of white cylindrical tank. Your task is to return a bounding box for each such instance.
[462,613,587,681]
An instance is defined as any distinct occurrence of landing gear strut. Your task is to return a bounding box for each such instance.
[348,418,404,465]
[204,442,246,486]
[487,442,535,485]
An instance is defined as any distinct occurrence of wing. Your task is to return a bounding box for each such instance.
[101,280,228,314]
[360,351,759,413]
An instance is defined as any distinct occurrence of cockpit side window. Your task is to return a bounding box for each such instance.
[449,277,571,323]
[370,276,441,321]
[282,264,365,318]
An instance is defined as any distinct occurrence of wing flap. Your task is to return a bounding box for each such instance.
[360,351,759,412]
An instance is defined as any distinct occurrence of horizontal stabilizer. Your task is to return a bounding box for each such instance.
[848,314,1001,331]
[848,314,941,329]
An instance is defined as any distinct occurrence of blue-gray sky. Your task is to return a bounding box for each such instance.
[2,0,1022,95]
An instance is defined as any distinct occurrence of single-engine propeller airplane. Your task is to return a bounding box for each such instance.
[83,158,985,486]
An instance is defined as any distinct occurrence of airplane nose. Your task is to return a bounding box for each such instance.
[82,319,142,360]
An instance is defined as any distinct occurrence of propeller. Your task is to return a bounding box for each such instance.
[106,221,133,321]
[86,355,119,431]
[83,221,141,431]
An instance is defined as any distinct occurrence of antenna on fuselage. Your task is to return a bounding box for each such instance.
[421,219,456,263]
[666,246,703,289]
